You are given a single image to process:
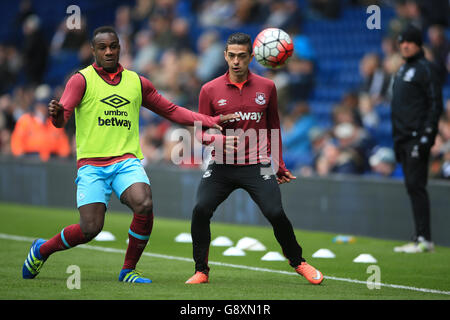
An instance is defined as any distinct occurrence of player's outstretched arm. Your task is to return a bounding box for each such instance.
[140,76,239,129]
[49,72,85,129]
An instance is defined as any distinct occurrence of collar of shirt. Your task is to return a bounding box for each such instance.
[92,62,124,82]
[224,69,254,87]
[405,49,424,64]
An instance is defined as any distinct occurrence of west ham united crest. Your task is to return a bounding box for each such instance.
[255,92,266,105]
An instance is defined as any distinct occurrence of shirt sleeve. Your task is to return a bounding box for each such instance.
[266,83,288,175]
[140,76,220,128]
[57,72,86,125]
[194,86,224,145]
[422,62,443,135]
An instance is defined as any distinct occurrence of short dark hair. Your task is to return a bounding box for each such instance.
[226,32,252,54]
[91,26,118,45]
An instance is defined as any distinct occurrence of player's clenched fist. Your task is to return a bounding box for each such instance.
[48,100,65,127]
[48,100,63,117]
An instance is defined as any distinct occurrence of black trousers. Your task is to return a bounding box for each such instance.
[190,163,304,272]
[395,140,431,241]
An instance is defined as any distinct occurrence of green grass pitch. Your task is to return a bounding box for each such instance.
[0,202,449,301]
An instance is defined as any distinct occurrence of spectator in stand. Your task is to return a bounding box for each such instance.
[175,50,202,109]
[315,122,371,176]
[78,41,94,68]
[171,17,194,53]
[285,54,315,104]
[11,86,34,123]
[427,24,449,84]
[382,52,404,101]
[315,142,340,176]
[309,126,332,160]
[334,122,371,174]
[387,0,423,40]
[368,147,403,178]
[0,94,16,154]
[10,97,71,162]
[50,17,88,54]
[12,0,35,47]
[430,112,450,178]
[332,104,359,126]
[381,36,398,59]
[195,30,226,84]
[382,51,404,78]
[198,0,235,28]
[147,8,177,52]
[331,102,376,168]
[115,5,135,52]
[281,102,317,171]
[298,126,332,177]
[358,93,380,133]
[339,91,363,126]
[130,0,154,31]
[15,0,34,29]
[22,14,49,86]
[140,116,169,166]
[132,30,159,74]
[282,24,316,105]
[437,141,450,179]
[359,53,391,105]
[161,125,201,168]
[0,45,19,95]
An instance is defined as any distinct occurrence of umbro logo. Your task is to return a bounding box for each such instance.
[98,94,132,130]
[203,170,212,178]
[100,94,130,108]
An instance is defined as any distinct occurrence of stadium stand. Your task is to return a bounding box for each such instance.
[0,0,449,179]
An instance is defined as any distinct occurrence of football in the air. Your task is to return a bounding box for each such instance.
[253,28,294,69]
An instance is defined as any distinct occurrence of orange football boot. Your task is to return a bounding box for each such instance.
[295,262,324,285]
[185,271,209,284]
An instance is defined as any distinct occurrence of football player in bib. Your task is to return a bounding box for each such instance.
[22,26,237,283]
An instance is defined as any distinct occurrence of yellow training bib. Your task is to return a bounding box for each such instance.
[75,65,143,160]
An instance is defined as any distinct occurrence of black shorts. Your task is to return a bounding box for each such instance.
[195,162,283,221]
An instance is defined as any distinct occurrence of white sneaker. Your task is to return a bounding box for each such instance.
[394,237,434,253]
[394,242,417,253]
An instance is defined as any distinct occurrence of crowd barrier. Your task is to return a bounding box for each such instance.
[1,156,449,246]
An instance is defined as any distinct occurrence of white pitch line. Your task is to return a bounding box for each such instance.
[2,232,450,296]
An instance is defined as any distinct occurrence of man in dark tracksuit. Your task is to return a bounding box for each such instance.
[391,25,443,253]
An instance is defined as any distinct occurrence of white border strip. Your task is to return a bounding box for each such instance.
[2,233,449,296]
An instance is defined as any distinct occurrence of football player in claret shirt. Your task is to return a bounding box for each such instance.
[22,26,237,283]
[185,33,324,285]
